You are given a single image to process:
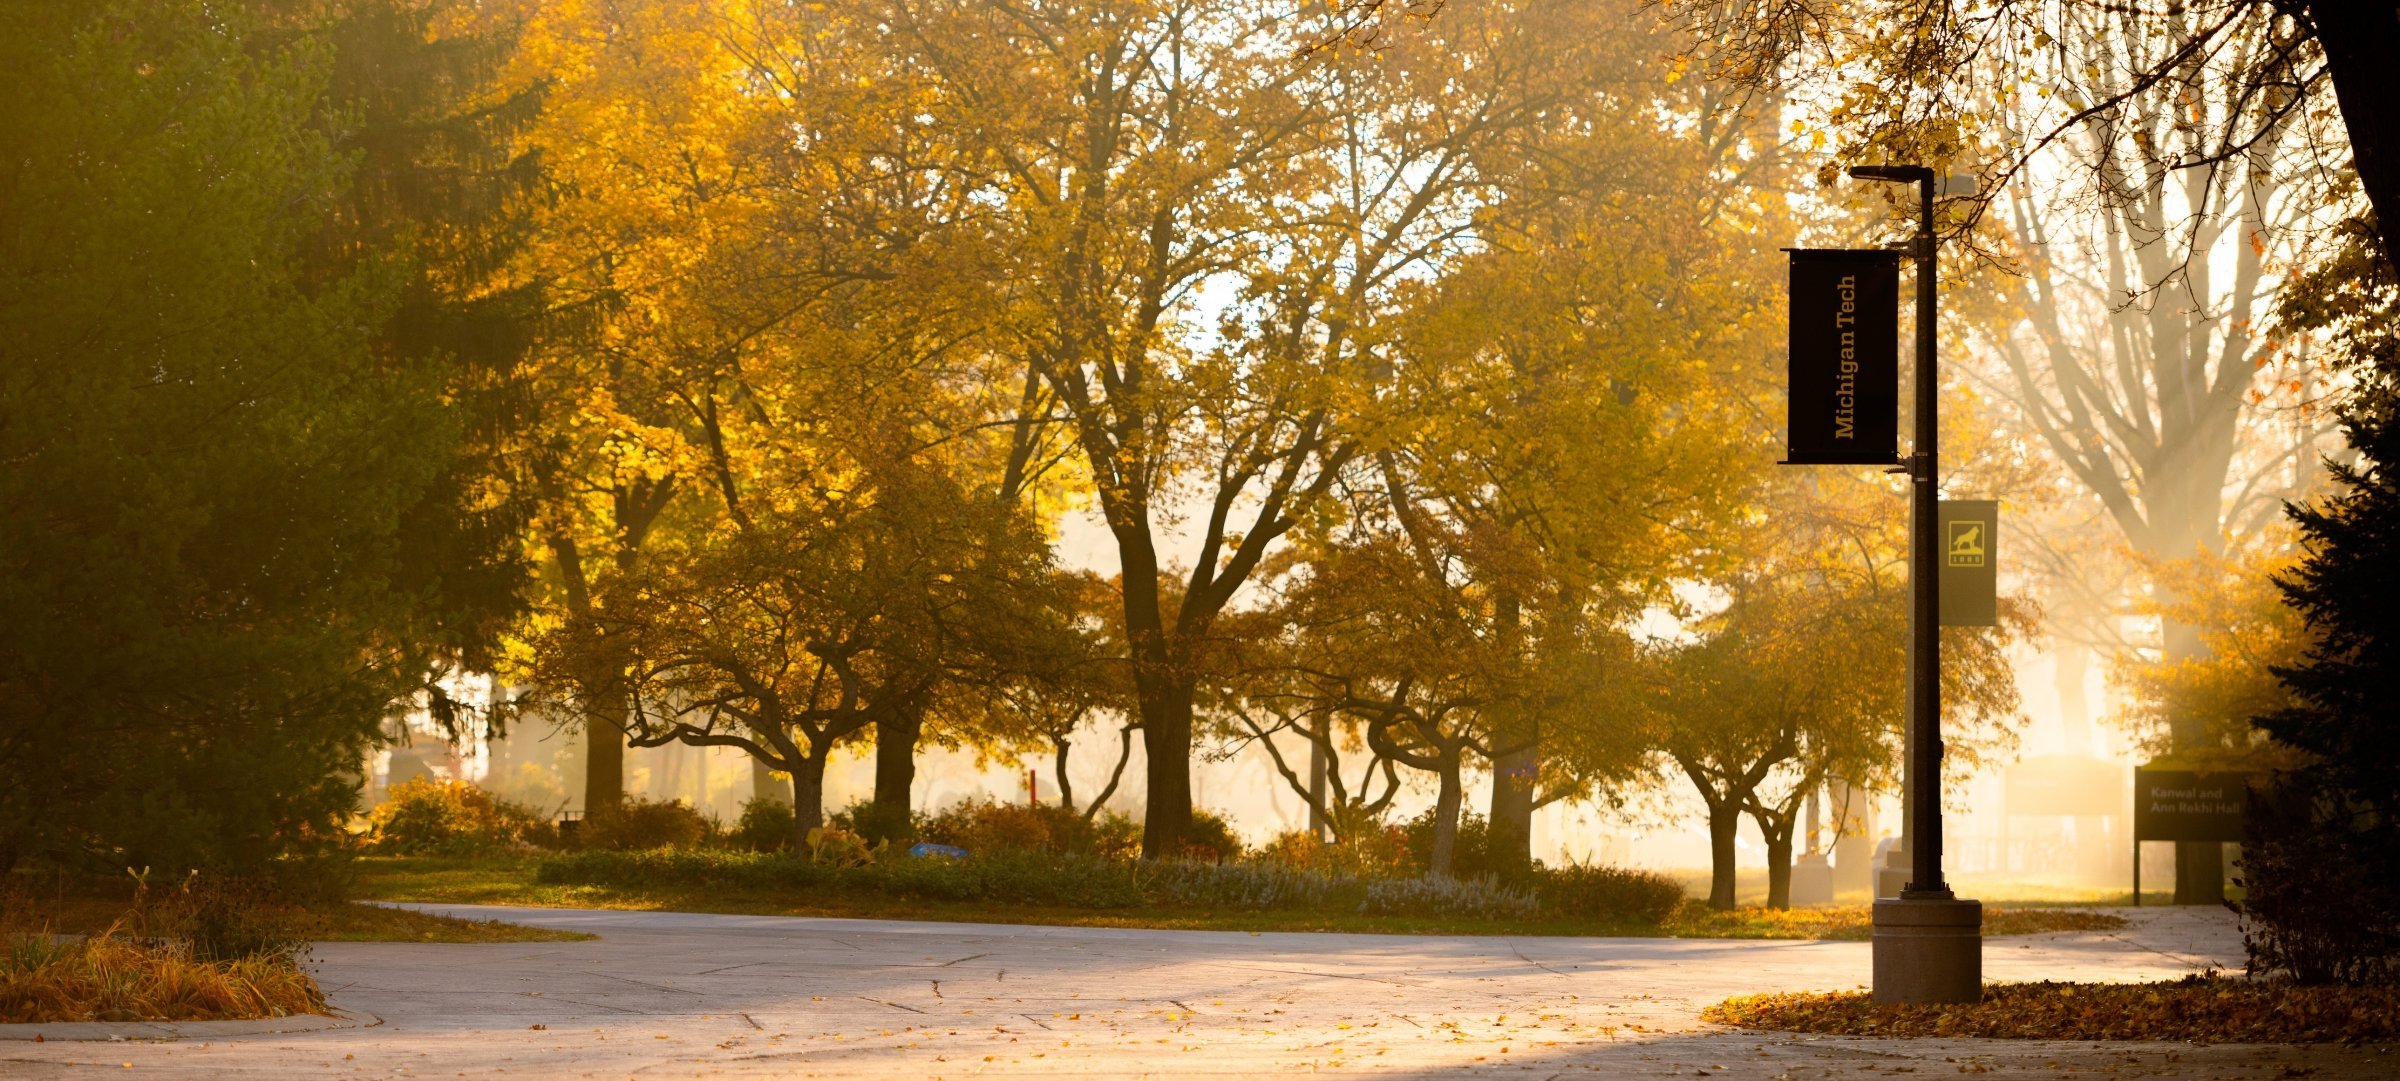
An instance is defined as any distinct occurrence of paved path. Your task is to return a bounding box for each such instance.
[4,903,2392,1079]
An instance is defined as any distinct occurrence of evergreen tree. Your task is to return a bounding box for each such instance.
[2246,217,2400,980]
[0,1,532,872]
[2267,218,2400,824]
[2245,216,2400,982]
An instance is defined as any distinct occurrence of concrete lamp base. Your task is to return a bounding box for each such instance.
[1871,897,1983,1004]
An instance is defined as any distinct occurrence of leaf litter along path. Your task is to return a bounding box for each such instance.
[2,902,2390,1079]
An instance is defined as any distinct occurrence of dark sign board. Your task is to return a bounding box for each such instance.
[1784,248,1900,464]
[1938,499,1998,627]
[2133,768,2250,843]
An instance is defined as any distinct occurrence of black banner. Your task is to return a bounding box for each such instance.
[1938,499,1998,627]
[1784,249,1899,464]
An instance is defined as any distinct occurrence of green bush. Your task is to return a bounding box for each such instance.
[1141,859,1359,911]
[1180,809,1243,862]
[921,799,1062,853]
[1400,807,1495,877]
[869,851,1143,907]
[732,798,796,852]
[1362,873,1536,921]
[538,847,828,891]
[836,800,920,846]
[528,847,1679,926]
[916,799,1143,859]
[1531,863,1686,923]
[2237,775,2400,985]
[535,847,1142,908]
[580,796,712,851]
[366,778,556,856]
[1257,819,1412,877]
[147,871,311,963]
[1087,810,1144,862]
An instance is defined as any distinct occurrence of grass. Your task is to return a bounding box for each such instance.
[355,855,1658,936]
[1662,904,2127,941]
[6,880,593,946]
[0,869,589,1025]
[1660,867,2184,909]
[353,855,2128,941]
[1705,976,2400,1043]
[1,927,326,1024]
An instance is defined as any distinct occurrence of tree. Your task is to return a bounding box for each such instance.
[2116,540,2313,766]
[1947,10,2337,898]
[0,1,520,870]
[1661,1,2400,273]
[540,454,1055,839]
[2244,216,2400,982]
[1363,160,1785,869]
[896,0,1681,856]
[300,0,549,741]
[975,572,1144,823]
[1659,472,2024,909]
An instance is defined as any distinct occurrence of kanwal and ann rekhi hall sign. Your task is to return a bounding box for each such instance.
[1784,248,1900,465]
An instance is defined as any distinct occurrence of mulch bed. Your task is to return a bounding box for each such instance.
[1704,976,2400,1043]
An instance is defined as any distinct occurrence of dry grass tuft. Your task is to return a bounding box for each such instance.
[1,922,326,1024]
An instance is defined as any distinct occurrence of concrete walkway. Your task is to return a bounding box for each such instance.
[3,902,2391,1079]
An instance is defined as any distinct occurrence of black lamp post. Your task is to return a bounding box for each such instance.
[1848,163,1981,1004]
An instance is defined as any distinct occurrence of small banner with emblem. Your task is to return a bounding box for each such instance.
[1937,499,1997,627]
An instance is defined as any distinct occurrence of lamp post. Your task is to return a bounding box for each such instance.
[1848,163,1982,1005]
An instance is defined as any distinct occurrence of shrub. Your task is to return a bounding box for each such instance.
[1141,859,1360,911]
[534,847,1142,908]
[806,827,872,868]
[538,847,830,892]
[1361,873,1537,921]
[149,871,311,963]
[922,799,1058,853]
[732,798,797,852]
[837,800,919,846]
[1259,817,1413,878]
[869,851,1143,907]
[581,796,712,851]
[366,778,556,856]
[1256,829,1330,869]
[1532,863,1686,924]
[1400,807,1495,877]
[2237,774,2400,985]
[1180,808,1243,862]
[918,798,1141,857]
[1087,810,1143,862]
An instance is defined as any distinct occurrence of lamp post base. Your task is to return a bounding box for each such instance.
[1871,897,1982,1004]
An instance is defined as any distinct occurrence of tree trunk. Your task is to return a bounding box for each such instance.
[1052,737,1076,814]
[869,705,922,842]
[1429,752,1465,879]
[1707,802,1742,910]
[2159,617,2229,905]
[2312,2,2400,273]
[2176,842,2225,906]
[790,754,828,841]
[1137,677,1195,859]
[582,684,624,814]
[1764,828,1794,910]
[1486,726,1537,874]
